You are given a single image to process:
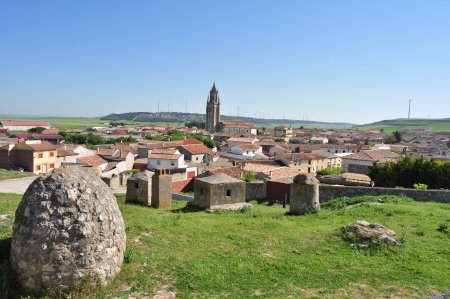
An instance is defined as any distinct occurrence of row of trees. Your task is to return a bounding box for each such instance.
[369,156,450,189]
[146,130,215,148]
[59,132,137,146]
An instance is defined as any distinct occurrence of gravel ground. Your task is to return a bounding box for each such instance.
[0,176,38,194]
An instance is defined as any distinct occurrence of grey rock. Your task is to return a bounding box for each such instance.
[10,167,126,293]
[342,220,402,247]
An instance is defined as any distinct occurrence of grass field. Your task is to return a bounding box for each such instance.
[0,170,33,181]
[356,118,450,132]
[1,194,449,298]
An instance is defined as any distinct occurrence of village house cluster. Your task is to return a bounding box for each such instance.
[1,84,449,199]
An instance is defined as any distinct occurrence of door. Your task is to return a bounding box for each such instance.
[42,164,47,174]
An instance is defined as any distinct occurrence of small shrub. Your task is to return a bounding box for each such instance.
[415,229,425,237]
[413,183,428,190]
[239,205,252,214]
[437,223,448,233]
[316,167,345,176]
[124,248,136,264]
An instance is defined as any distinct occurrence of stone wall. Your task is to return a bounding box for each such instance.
[320,184,450,203]
[245,181,266,201]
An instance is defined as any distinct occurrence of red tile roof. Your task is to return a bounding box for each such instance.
[180,144,215,155]
[1,121,50,126]
[77,154,107,167]
[25,141,57,151]
[148,153,181,160]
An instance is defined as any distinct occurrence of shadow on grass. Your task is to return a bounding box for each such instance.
[170,203,206,213]
[0,237,33,299]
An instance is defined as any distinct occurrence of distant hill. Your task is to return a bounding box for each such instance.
[101,112,354,128]
[357,118,450,132]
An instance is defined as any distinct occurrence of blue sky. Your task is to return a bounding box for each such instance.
[1,1,449,124]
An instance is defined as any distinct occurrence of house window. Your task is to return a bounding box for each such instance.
[38,153,43,158]
[157,160,161,165]
[171,161,175,166]
[49,163,55,169]
[308,160,311,165]
[226,189,231,196]
[308,167,311,173]
[36,165,41,171]
[49,152,55,157]
[200,188,204,195]
[335,150,338,153]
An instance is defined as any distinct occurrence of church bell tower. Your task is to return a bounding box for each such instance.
[205,82,220,133]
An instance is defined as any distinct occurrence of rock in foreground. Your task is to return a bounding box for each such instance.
[10,167,126,293]
[341,220,402,248]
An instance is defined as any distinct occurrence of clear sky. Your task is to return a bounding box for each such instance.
[1,1,449,124]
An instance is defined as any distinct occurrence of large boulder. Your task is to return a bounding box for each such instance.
[10,167,126,293]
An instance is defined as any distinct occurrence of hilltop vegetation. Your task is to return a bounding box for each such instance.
[101,112,354,128]
[357,118,450,132]
[1,194,449,298]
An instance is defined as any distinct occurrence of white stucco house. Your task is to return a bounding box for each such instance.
[148,148,187,170]
[230,144,263,157]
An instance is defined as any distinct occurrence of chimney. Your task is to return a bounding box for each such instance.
[269,171,273,179]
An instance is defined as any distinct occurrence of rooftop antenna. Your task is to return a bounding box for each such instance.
[408,98,412,119]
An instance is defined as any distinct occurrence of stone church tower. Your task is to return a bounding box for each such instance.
[205,83,220,133]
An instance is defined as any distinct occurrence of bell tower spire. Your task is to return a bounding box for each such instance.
[205,82,221,133]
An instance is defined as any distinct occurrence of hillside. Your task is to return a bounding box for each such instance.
[357,118,450,132]
[1,194,449,298]
[101,112,354,128]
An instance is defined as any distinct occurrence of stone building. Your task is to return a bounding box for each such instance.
[193,173,247,210]
[126,171,154,206]
[151,169,172,208]
[205,83,220,133]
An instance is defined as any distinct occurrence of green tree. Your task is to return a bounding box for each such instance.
[27,127,46,134]
[393,130,402,143]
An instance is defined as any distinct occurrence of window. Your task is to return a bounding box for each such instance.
[200,188,204,195]
[157,160,161,165]
[49,163,55,169]
[49,151,55,157]
[135,183,139,189]
[335,150,338,153]
[171,161,175,166]
[308,160,311,165]
[226,189,231,196]
[308,167,311,173]
[36,165,41,171]
[38,153,43,158]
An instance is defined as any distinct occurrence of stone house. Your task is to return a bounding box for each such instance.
[192,173,246,209]
[341,150,400,174]
[277,150,340,174]
[148,148,187,170]
[274,125,293,140]
[0,140,57,174]
[126,171,154,206]
[178,144,217,164]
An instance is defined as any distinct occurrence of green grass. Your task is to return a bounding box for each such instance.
[1,194,449,298]
[0,169,33,181]
[357,118,450,132]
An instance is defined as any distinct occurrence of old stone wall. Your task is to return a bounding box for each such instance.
[320,184,450,203]
[245,181,266,201]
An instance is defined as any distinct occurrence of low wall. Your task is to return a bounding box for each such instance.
[245,181,266,201]
[320,184,450,203]
[172,193,194,202]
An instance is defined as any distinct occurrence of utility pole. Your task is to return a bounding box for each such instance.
[408,99,412,119]
[157,98,160,116]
